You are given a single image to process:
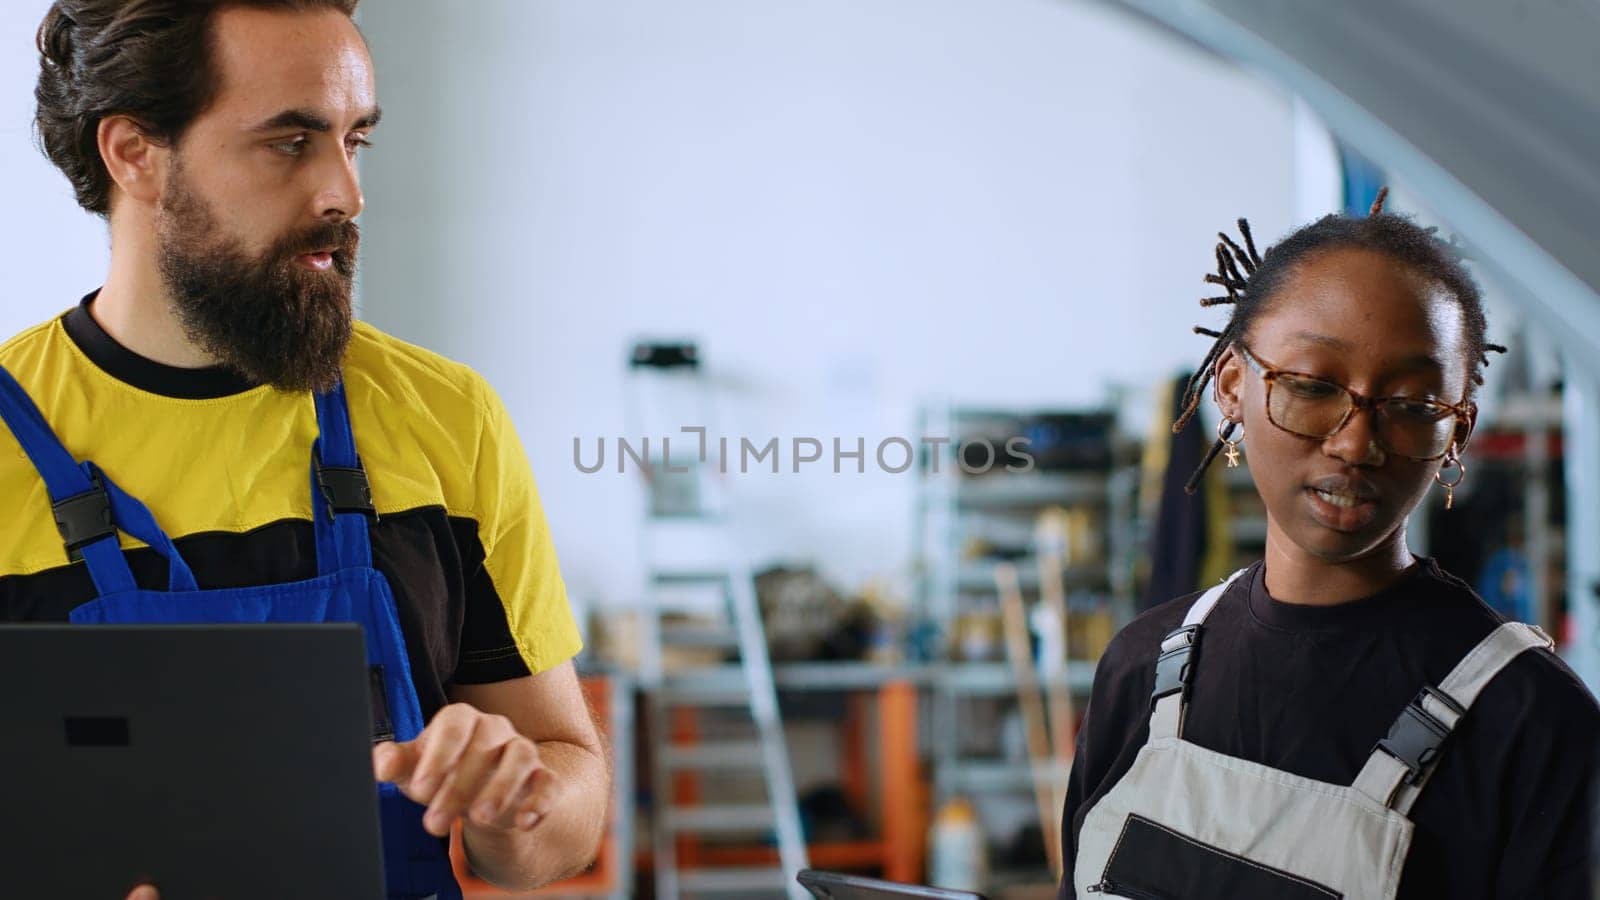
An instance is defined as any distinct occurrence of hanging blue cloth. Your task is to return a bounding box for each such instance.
[1476,546,1534,624]
[0,363,462,899]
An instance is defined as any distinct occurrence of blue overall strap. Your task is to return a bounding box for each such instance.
[311,381,376,575]
[0,365,197,595]
[89,461,199,592]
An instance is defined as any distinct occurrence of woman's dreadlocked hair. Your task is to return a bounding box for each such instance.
[1176,188,1506,494]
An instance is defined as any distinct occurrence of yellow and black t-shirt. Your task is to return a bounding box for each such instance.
[0,293,582,720]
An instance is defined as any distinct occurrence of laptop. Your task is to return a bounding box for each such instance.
[799,870,989,900]
[0,624,388,899]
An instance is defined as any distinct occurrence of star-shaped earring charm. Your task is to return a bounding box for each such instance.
[1224,442,1240,467]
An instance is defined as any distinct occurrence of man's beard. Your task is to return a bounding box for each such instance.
[155,170,360,394]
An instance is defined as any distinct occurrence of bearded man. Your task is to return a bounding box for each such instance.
[5,2,608,897]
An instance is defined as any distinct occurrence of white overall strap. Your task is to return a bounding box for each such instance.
[1148,568,1251,741]
[1352,621,1554,814]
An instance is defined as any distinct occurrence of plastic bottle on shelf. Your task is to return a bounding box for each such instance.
[927,795,987,892]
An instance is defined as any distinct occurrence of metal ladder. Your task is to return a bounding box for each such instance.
[629,343,808,900]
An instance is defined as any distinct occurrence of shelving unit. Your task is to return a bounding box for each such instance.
[650,677,926,893]
[1426,389,1567,638]
[911,403,1139,874]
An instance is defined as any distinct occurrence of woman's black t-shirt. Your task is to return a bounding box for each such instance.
[1059,558,1600,898]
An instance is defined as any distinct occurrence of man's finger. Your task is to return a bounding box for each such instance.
[372,740,423,786]
[408,704,478,798]
[470,739,544,828]
[125,885,159,900]
[426,716,519,832]
[513,766,564,830]
[419,766,463,837]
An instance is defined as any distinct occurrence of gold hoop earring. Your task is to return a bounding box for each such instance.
[1436,446,1467,510]
[1219,419,1242,468]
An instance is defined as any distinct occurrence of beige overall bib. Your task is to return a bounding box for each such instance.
[1073,570,1553,899]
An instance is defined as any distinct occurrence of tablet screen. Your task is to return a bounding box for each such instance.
[797,869,988,900]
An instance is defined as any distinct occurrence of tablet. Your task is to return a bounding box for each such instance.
[0,624,387,899]
[798,869,989,900]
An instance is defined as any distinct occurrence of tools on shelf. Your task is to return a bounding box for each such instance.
[913,402,1137,886]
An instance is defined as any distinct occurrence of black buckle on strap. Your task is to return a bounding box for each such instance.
[1150,625,1200,711]
[315,460,376,519]
[1375,686,1463,784]
[52,476,115,562]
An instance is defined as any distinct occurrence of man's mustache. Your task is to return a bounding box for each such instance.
[273,220,361,261]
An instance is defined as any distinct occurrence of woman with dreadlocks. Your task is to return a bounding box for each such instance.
[1060,191,1599,899]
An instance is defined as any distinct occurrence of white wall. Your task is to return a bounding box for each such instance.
[355,0,1299,610]
[0,1,109,337]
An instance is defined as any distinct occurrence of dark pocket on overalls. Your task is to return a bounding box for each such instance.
[1088,814,1343,900]
[369,664,396,743]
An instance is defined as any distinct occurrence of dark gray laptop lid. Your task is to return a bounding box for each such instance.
[0,624,387,900]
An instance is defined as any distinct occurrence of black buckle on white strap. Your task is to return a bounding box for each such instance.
[52,475,115,562]
[1375,686,1465,784]
[315,460,376,519]
[1150,625,1201,711]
